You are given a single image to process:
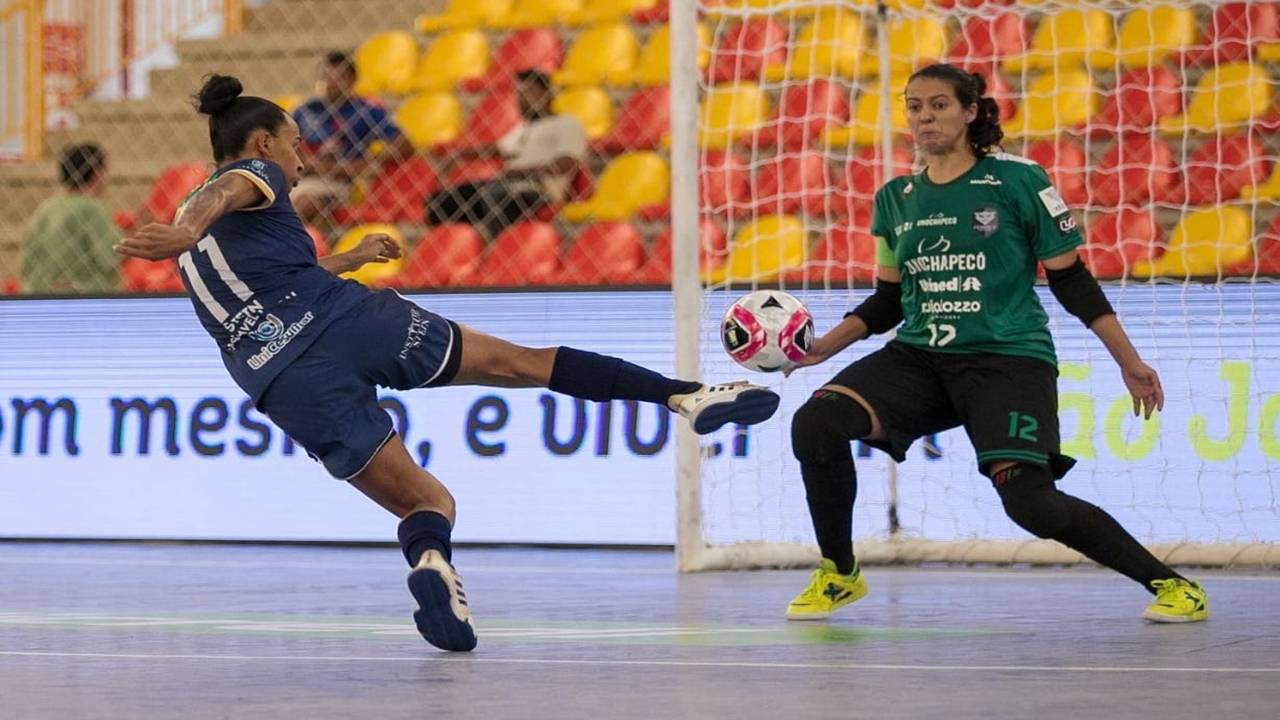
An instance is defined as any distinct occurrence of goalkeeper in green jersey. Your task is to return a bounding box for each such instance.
[783,64,1206,624]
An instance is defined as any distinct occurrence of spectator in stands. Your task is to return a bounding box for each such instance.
[426,70,587,239]
[292,50,414,226]
[21,143,120,293]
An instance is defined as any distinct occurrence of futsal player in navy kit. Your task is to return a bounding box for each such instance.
[117,75,780,652]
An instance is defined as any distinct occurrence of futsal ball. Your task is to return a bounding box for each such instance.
[721,290,814,372]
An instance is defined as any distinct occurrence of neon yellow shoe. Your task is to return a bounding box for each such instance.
[784,559,868,621]
[1142,579,1208,623]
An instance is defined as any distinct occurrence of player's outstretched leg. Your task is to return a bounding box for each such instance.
[350,435,478,651]
[992,464,1208,623]
[450,326,780,434]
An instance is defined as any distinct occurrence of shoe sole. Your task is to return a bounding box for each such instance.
[784,610,830,621]
[692,389,781,435]
[1142,609,1208,623]
[408,566,478,651]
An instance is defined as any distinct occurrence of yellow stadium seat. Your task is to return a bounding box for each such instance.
[553,23,639,88]
[411,29,490,92]
[1004,9,1114,73]
[561,152,669,222]
[333,224,406,286]
[708,215,807,284]
[1006,70,1098,138]
[490,0,581,28]
[861,14,948,78]
[621,23,711,87]
[353,31,418,96]
[764,9,865,82]
[1090,7,1196,70]
[416,0,513,32]
[551,87,614,139]
[822,83,908,148]
[1159,62,1272,135]
[697,83,770,151]
[562,0,658,26]
[1131,207,1252,279]
[394,92,462,149]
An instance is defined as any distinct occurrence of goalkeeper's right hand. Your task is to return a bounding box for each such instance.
[783,320,863,376]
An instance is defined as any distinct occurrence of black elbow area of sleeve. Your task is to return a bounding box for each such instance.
[1047,258,1114,327]
[844,280,904,335]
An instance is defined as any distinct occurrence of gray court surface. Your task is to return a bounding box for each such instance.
[0,543,1276,720]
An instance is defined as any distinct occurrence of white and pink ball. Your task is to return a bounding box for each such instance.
[720,290,814,373]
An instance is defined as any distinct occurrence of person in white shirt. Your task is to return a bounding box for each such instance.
[425,70,586,239]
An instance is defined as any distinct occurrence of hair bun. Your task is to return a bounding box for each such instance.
[196,74,243,116]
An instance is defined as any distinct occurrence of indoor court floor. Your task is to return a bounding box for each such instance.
[0,543,1276,719]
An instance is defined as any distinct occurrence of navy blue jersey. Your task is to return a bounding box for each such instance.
[175,158,371,402]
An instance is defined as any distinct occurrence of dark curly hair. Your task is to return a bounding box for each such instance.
[907,64,1004,158]
[193,74,288,163]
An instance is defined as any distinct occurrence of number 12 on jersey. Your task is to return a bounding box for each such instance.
[926,322,956,347]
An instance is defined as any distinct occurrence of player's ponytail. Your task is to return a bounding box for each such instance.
[193,74,288,163]
[908,63,1005,158]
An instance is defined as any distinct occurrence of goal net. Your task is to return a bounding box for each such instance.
[671,0,1280,571]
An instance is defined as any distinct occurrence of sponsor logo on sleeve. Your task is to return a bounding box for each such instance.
[1037,186,1070,217]
[1058,214,1078,233]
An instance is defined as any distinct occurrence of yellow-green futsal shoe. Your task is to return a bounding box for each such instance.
[785,559,868,620]
[1142,578,1208,623]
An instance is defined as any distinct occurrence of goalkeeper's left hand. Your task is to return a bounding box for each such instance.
[1121,360,1164,419]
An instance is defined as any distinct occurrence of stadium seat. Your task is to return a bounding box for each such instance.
[1093,6,1196,70]
[551,86,614,140]
[552,23,639,88]
[120,258,184,293]
[1024,138,1088,206]
[416,0,513,32]
[559,222,647,284]
[749,151,834,218]
[782,223,877,286]
[352,157,440,224]
[708,17,788,85]
[450,86,521,150]
[1228,214,1280,276]
[354,31,419,96]
[764,9,865,82]
[561,152,669,222]
[860,14,948,79]
[1132,206,1252,279]
[975,66,1016,122]
[1159,62,1272,135]
[832,144,914,218]
[477,222,563,285]
[1006,70,1097,138]
[1090,67,1183,136]
[697,83,770,150]
[143,162,208,225]
[712,214,807,283]
[947,13,1027,73]
[592,86,669,152]
[490,0,581,29]
[332,224,407,286]
[701,150,751,217]
[396,224,484,288]
[1183,2,1280,66]
[461,29,563,93]
[622,22,710,87]
[822,83,908,147]
[412,29,490,92]
[395,92,463,149]
[562,0,659,26]
[639,220,728,283]
[757,79,850,150]
[1172,134,1269,206]
[1081,210,1161,280]
[1087,136,1178,207]
[1004,8,1113,73]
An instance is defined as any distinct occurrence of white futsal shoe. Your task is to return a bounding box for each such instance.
[669,381,781,435]
[408,550,477,652]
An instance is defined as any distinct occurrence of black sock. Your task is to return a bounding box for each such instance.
[801,458,858,575]
[1053,495,1185,593]
[548,347,700,405]
[397,510,453,567]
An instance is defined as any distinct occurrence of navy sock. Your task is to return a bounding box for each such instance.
[397,511,453,567]
[548,347,700,405]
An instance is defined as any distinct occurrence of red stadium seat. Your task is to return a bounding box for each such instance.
[121,258,184,293]
[749,151,834,218]
[450,86,522,151]
[143,162,208,225]
[631,0,667,23]
[461,28,563,93]
[1228,213,1280,275]
[477,221,562,285]
[1181,2,1280,66]
[353,157,440,224]
[637,149,749,219]
[1087,136,1179,208]
[638,219,728,283]
[559,221,647,284]
[1082,210,1162,280]
[831,145,913,218]
[707,17,789,85]
[592,86,670,152]
[2,278,21,294]
[396,224,484,288]
[1171,134,1269,206]
[757,79,850,150]
[1091,67,1183,136]
[782,223,876,286]
[1024,138,1088,206]
[947,13,1028,73]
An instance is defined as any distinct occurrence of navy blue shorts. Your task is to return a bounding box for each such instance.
[258,290,462,479]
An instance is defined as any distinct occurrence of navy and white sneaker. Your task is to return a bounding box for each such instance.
[408,550,477,652]
[671,382,781,435]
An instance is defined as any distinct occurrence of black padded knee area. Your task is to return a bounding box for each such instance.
[993,464,1072,539]
[791,390,872,465]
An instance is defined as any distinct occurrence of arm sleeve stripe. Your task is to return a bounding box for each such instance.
[223,168,276,211]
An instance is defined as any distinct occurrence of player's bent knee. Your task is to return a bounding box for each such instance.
[993,464,1070,539]
[791,391,872,465]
